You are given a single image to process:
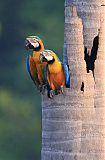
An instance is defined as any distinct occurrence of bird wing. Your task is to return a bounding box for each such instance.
[62,63,70,88]
[44,64,51,89]
[26,55,40,86]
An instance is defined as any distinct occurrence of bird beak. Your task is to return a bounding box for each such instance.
[40,53,46,62]
[40,52,54,62]
[25,39,30,50]
[25,38,40,50]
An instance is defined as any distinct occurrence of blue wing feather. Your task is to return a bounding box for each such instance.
[44,64,48,84]
[26,55,35,82]
[62,63,70,88]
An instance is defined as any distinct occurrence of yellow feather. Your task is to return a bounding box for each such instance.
[48,52,62,73]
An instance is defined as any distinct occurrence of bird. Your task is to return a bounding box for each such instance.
[40,50,70,98]
[25,36,47,91]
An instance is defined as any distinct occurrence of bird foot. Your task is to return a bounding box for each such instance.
[49,90,54,98]
[60,86,64,94]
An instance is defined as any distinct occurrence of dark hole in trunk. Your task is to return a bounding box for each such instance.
[84,35,99,78]
[81,82,84,92]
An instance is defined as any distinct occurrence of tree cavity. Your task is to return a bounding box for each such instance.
[80,82,84,92]
[84,35,99,79]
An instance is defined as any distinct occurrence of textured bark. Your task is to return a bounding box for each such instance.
[41,1,105,160]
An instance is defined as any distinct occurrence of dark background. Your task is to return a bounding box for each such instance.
[0,0,64,159]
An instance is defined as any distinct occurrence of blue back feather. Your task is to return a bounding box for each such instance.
[44,64,48,84]
[62,63,70,88]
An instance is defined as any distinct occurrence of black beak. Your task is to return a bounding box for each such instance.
[40,54,47,62]
[25,39,34,50]
[25,39,30,50]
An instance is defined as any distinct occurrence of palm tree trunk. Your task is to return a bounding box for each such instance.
[41,1,105,159]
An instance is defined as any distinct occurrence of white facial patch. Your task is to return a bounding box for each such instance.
[44,54,53,61]
[31,42,39,48]
[41,50,54,61]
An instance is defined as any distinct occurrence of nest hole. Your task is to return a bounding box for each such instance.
[84,35,99,78]
[81,82,84,92]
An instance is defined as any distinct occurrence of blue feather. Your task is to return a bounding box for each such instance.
[44,64,48,84]
[26,56,35,82]
[63,63,70,88]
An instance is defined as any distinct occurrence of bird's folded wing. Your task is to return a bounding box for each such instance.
[26,55,40,85]
[62,63,70,88]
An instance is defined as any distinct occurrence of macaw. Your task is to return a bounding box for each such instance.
[25,36,47,91]
[40,50,70,98]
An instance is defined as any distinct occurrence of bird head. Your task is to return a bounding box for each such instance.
[40,50,55,64]
[25,36,44,51]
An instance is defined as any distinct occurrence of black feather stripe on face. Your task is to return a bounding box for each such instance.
[33,43,41,51]
[28,43,35,49]
[47,58,55,64]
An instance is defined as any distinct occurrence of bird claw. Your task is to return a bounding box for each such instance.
[60,86,64,94]
[49,90,54,98]
[48,87,65,98]
[50,90,54,98]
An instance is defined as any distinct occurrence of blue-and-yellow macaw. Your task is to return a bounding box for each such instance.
[40,50,70,98]
[25,36,47,91]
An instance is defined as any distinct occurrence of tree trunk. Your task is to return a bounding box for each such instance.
[41,1,105,160]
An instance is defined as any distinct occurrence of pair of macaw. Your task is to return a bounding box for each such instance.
[25,36,70,98]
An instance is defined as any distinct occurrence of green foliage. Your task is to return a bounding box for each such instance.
[0,88,41,160]
[0,0,64,159]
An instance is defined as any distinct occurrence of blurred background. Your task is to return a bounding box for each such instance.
[0,0,64,159]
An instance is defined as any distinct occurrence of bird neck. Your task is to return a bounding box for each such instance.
[32,49,43,63]
[48,60,62,74]
[32,45,44,58]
